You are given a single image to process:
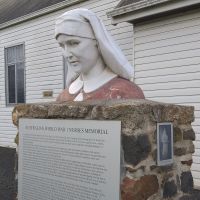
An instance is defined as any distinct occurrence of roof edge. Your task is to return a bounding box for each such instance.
[108,0,170,18]
[108,0,200,24]
[0,0,86,30]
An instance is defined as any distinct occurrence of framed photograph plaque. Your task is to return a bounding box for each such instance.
[157,122,173,166]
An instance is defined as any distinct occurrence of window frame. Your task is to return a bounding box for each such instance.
[4,42,26,106]
[63,56,68,89]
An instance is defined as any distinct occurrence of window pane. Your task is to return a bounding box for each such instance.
[16,45,24,62]
[16,63,25,103]
[8,65,16,103]
[7,47,16,64]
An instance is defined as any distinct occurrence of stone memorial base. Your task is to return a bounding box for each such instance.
[13,99,196,200]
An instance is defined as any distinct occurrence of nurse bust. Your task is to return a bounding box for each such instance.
[55,8,145,102]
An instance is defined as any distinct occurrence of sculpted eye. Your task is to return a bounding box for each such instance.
[69,40,80,46]
[59,43,64,48]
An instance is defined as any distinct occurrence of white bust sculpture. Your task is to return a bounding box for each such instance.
[55,8,144,102]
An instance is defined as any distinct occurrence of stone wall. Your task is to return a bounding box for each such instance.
[13,99,195,199]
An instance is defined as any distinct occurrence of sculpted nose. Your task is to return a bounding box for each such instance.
[64,45,73,59]
[66,52,73,60]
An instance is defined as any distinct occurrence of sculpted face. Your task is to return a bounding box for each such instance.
[57,34,99,75]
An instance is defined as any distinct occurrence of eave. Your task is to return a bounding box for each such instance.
[108,0,200,24]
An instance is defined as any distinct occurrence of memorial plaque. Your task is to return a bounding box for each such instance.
[157,122,173,166]
[18,119,121,200]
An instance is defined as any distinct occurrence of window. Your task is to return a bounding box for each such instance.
[63,56,68,89]
[5,44,25,105]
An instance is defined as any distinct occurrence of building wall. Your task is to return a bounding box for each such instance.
[134,8,200,186]
[0,0,134,148]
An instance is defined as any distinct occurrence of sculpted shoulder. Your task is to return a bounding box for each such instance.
[101,77,145,100]
[56,89,74,102]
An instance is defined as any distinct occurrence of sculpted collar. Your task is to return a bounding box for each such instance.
[69,68,117,94]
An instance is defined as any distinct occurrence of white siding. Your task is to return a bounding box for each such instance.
[0,0,133,147]
[134,8,200,186]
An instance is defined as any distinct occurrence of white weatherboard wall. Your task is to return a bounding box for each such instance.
[0,0,133,147]
[134,8,200,186]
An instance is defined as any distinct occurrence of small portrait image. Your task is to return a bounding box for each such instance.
[157,122,173,166]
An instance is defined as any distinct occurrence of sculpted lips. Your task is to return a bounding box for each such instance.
[69,60,79,64]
